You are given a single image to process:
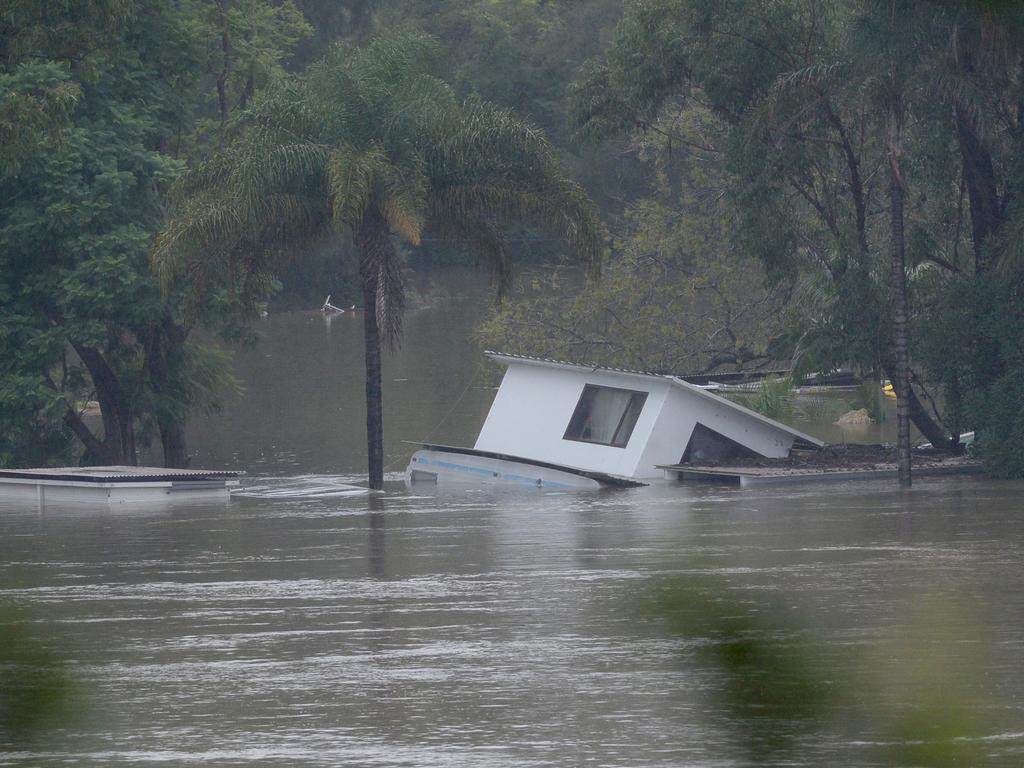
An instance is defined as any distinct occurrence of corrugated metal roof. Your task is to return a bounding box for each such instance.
[484,351,665,378]
[0,466,241,484]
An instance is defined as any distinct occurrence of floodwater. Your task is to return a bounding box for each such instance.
[2,281,1023,767]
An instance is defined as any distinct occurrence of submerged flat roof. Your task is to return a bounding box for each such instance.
[0,466,241,484]
[484,351,826,448]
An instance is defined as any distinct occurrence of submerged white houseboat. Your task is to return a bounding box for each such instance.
[407,352,824,489]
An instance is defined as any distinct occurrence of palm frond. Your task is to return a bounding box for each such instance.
[152,194,246,288]
[374,247,405,350]
[770,62,849,106]
[379,157,428,245]
[327,143,388,227]
[996,201,1024,273]
[382,73,460,139]
[381,197,424,246]
[154,28,603,349]
[348,29,442,93]
[930,68,990,139]
[355,211,405,351]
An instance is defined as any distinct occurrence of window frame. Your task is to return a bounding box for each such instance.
[562,384,648,448]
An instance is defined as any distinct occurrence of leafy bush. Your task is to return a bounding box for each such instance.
[966,372,1024,478]
[750,376,795,422]
[798,395,844,423]
[921,271,1024,477]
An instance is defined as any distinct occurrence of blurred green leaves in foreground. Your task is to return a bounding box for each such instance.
[639,573,994,766]
[0,605,73,749]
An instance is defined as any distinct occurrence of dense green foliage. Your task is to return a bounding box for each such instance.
[4,0,1024,477]
[0,0,302,467]
[154,31,604,488]
[487,0,1024,475]
[479,197,786,373]
[479,103,789,374]
[268,0,637,307]
[926,271,1024,477]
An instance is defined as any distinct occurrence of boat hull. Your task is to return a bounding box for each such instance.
[407,449,603,489]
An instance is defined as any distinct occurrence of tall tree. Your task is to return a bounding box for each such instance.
[918,0,1024,475]
[199,0,311,139]
[479,103,789,376]
[568,0,962,457]
[887,87,913,486]
[1,0,190,466]
[0,0,300,468]
[847,0,930,485]
[153,31,604,490]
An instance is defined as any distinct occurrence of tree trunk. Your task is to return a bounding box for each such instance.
[877,357,951,451]
[360,275,384,490]
[887,96,912,487]
[71,342,137,466]
[63,408,113,464]
[216,0,231,138]
[955,108,1006,394]
[355,212,395,491]
[955,107,1002,273]
[160,421,190,469]
[44,373,114,464]
[239,70,254,111]
[143,314,191,468]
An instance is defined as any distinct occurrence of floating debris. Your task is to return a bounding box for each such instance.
[836,408,875,426]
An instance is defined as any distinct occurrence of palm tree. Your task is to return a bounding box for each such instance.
[852,0,931,486]
[758,1,938,485]
[153,31,603,489]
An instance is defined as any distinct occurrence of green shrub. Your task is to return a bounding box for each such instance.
[798,395,844,423]
[945,272,1024,478]
[849,381,887,423]
[750,376,795,422]
[966,373,1024,478]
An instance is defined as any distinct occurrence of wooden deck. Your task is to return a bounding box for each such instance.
[657,457,982,488]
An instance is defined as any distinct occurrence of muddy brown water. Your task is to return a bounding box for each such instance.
[1,283,1021,766]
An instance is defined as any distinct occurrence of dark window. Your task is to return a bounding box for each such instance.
[681,422,759,464]
[563,385,648,448]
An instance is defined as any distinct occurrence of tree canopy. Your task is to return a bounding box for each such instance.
[153,30,604,488]
[552,0,1024,473]
[0,0,305,467]
[4,0,1024,479]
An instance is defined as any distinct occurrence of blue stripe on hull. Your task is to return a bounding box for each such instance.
[412,456,576,489]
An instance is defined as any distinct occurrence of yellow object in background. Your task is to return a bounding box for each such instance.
[882,382,896,399]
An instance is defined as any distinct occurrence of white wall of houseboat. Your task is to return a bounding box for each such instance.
[636,380,797,472]
[473,357,820,479]
[474,362,671,478]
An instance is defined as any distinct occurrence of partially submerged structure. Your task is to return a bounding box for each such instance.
[0,466,241,505]
[407,352,824,488]
[658,454,982,488]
